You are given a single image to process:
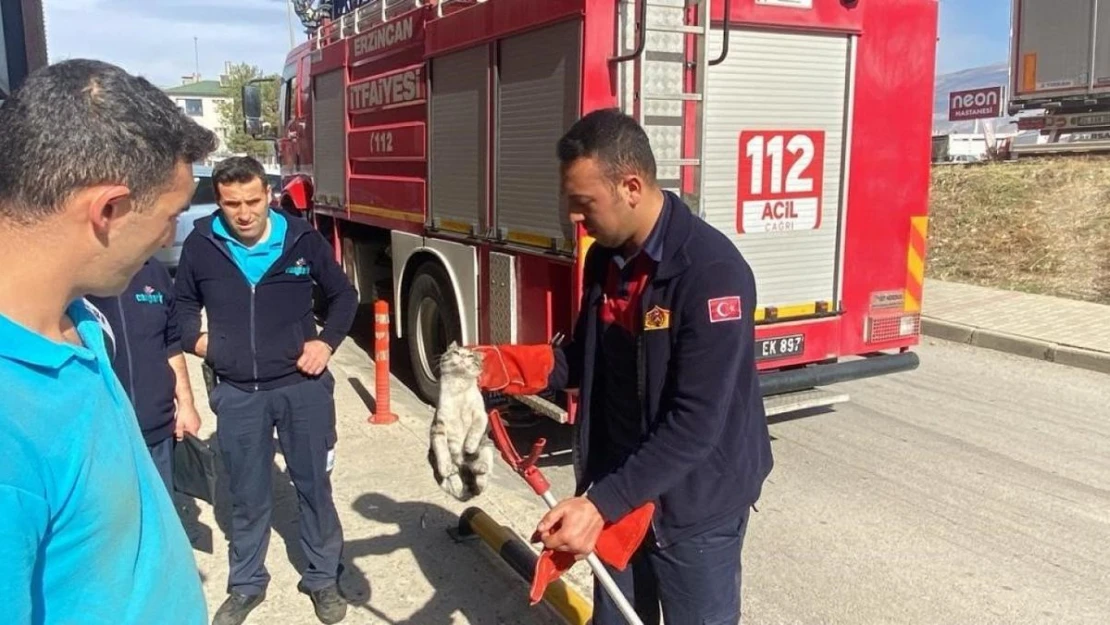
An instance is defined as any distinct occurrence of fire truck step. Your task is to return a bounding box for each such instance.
[513,394,569,424]
[646,0,703,8]
[655,158,702,167]
[763,389,850,418]
[641,92,704,102]
[645,24,708,35]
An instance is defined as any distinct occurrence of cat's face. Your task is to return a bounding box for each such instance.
[438,341,484,380]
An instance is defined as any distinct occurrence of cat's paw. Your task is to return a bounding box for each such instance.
[472,472,489,496]
[470,457,491,476]
[439,473,467,500]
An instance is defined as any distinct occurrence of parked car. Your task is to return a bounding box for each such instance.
[156,164,282,272]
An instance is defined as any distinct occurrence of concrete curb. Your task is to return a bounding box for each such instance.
[921,317,1110,375]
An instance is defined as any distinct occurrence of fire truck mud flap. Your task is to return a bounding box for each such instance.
[758,351,920,398]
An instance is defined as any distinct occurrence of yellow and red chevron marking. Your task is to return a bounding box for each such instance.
[905,216,928,312]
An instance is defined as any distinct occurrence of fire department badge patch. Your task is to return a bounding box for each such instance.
[644,305,671,331]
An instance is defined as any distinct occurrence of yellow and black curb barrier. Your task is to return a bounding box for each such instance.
[456,506,593,625]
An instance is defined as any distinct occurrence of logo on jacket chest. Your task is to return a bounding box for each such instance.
[284,257,311,277]
[134,285,165,305]
[643,305,671,331]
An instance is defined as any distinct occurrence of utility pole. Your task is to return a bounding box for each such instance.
[287,0,296,48]
[193,36,199,80]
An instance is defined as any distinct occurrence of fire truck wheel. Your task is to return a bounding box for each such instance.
[341,236,364,305]
[405,261,462,403]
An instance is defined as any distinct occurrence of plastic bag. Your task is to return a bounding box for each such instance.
[173,432,217,504]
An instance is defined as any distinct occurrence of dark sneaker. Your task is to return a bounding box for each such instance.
[212,591,265,625]
[303,583,347,624]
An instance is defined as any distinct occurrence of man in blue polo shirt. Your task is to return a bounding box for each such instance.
[175,155,358,625]
[0,59,217,624]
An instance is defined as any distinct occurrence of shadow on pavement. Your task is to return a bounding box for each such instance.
[341,492,541,624]
[180,432,360,602]
[347,376,377,413]
[348,306,421,400]
[766,404,838,426]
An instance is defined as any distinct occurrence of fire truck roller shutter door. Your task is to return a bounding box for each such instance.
[702,27,853,314]
[429,44,489,236]
[494,18,581,252]
[405,259,463,403]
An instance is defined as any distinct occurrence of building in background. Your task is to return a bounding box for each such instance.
[163,63,277,168]
[931,132,1020,163]
[164,72,231,159]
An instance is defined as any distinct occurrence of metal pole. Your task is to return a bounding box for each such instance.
[287,0,296,48]
[458,507,594,625]
[538,491,645,625]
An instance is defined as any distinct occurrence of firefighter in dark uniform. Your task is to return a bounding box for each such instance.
[86,258,202,497]
[174,156,358,625]
[475,108,774,624]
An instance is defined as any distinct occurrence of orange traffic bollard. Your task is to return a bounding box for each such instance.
[368,299,398,425]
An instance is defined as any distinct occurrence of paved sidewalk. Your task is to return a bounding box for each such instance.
[178,334,582,624]
[921,280,1110,374]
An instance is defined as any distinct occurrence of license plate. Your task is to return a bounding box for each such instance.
[756,334,805,361]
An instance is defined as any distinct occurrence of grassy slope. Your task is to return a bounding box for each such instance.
[927,156,1110,304]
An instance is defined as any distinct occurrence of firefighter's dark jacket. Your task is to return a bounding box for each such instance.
[86,259,181,446]
[174,212,358,391]
[549,191,774,548]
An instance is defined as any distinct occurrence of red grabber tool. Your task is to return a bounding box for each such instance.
[486,408,648,625]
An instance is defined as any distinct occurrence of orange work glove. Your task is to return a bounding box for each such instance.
[470,344,555,395]
[527,502,655,605]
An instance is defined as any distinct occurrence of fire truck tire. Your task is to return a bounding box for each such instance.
[405,261,462,403]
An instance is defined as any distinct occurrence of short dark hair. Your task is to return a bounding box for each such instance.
[211,155,268,201]
[556,108,657,184]
[0,59,218,225]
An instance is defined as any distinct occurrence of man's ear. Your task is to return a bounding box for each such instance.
[84,185,132,234]
[622,173,644,207]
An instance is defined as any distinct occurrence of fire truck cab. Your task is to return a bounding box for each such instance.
[246,0,938,419]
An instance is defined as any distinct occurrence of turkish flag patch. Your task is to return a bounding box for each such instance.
[707,296,742,323]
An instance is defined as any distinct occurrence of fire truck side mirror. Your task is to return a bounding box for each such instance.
[241,83,267,139]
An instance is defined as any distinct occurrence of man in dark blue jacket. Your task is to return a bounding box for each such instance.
[174,156,357,625]
[86,258,202,496]
[478,109,774,624]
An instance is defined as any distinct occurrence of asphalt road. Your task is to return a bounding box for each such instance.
[495,338,1110,625]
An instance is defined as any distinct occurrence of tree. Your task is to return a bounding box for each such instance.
[217,62,281,158]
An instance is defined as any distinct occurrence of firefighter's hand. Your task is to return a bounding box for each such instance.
[534,496,604,556]
[195,333,209,359]
[174,403,202,441]
[297,340,333,376]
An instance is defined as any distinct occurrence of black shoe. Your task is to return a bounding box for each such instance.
[302,583,347,624]
[212,591,265,625]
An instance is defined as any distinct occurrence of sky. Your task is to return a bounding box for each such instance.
[43,0,1013,88]
[935,0,1012,74]
[43,0,301,88]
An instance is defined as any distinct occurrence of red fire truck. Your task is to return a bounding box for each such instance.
[243,0,938,421]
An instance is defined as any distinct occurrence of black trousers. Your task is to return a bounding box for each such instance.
[209,371,342,595]
[593,508,751,625]
[147,435,174,497]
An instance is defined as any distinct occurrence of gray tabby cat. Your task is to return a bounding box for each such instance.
[428,342,495,500]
